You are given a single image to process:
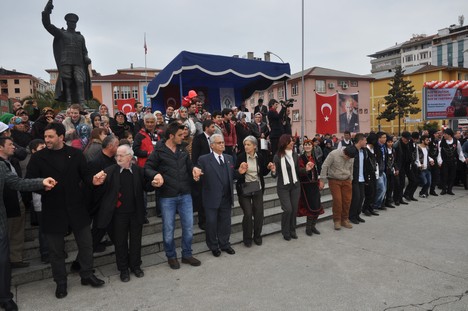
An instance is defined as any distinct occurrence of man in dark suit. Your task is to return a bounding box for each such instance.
[94,145,152,282]
[197,134,247,257]
[254,98,268,123]
[26,123,105,299]
[0,151,56,311]
[339,100,359,133]
[191,120,216,230]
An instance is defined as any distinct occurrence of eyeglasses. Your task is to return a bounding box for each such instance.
[213,141,225,145]
[115,154,131,158]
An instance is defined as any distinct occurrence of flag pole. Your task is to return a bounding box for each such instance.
[144,32,148,85]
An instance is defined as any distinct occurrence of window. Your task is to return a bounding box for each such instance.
[316,80,326,93]
[121,86,131,99]
[277,87,284,99]
[420,52,428,59]
[1,89,8,94]
[447,43,453,67]
[132,86,138,99]
[14,79,19,84]
[15,88,20,93]
[113,86,119,100]
[437,46,443,66]
[291,82,298,96]
[350,81,358,87]
[405,55,413,62]
[268,89,274,100]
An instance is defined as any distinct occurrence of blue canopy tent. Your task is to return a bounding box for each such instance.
[146,51,291,112]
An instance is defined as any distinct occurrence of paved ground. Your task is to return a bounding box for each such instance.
[14,189,468,311]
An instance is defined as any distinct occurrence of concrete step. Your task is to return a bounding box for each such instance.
[12,206,334,286]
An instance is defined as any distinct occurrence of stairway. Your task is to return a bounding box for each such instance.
[12,176,334,285]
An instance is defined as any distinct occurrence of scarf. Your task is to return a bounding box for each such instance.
[281,149,298,185]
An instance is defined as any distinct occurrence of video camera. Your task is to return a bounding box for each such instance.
[280,98,296,108]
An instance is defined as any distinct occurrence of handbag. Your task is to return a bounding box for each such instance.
[241,180,261,196]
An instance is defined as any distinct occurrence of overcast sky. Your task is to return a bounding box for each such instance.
[1,0,466,81]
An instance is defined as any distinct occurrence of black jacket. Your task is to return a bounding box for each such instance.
[235,152,271,195]
[191,133,211,165]
[144,140,194,198]
[0,158,22,218]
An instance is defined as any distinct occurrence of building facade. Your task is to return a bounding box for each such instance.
[0,68,41,101]
[246,66,373,137]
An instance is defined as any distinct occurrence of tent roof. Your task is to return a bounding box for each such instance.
[147,51,290,100]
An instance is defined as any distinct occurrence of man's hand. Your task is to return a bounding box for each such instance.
[152,174,164,188]
[318,180,324,190]
[238,162,248,174]
[192,167,203,181]
[92,171,107,186]
[43,177,57,191]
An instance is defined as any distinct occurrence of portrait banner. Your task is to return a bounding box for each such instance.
[338,93,360,133]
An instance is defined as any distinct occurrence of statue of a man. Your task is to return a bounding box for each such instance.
[42,0,93,106]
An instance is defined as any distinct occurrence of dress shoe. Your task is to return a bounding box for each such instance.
[376,206,387,211]
[181,256,201,266]
[0,299,18,311]
[143,217,149,224]
[341,220,353,229]
[244,240,252,247]
[221,247,235,255]
[290,233,298,239]
[403,195,411,202]
[10,261,29,269]
[385,203,396,208]
[447,191,455,195]
[283,235,291,241]
[55,283,68,299]
[349,218,360,225]
[70,260,81,272]
[363,210,372,216]
[212,249,221,257]
[369,210,379,216]
[334,221,341,230]
[253,237,262,246]
[440,190,447,195]
[168,258,180,269]
[430,191,439,196]
[356,216,366,223]
[419,194,427,198]
[120,269,130,282]
[399,200,409,205]
[395,202,400,206]
[410,197,418,201]
[131,267,145,277]
[198,223,206,231]
[81,274,105,287]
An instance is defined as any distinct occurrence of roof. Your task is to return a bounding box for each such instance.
[117,67,160,72]
[365,64,461,80]
[289,66,372,81]
[0,67,30,76]
[146,50,290,100]
[91,73,148,82]
[367,42,404,58]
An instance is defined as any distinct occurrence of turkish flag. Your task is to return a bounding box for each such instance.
[315,93,337,134]
[116,98,136,114]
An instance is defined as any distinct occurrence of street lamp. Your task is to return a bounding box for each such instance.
[374,101,385,132]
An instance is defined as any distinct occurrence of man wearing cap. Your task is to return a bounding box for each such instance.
[320,145,357,230]
[437,128,467,195]
[42,0,92,106]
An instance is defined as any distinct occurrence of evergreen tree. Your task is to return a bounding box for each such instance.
[377,66,420,135]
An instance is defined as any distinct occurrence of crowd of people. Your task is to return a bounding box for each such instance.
[0,95,467,311]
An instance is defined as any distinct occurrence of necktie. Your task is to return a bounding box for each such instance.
[219,155,224,166]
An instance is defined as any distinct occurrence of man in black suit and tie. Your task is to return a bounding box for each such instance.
[191,120,216,230]
[339,100,360,133]
[254,98,268,123]
[197,134,247,257]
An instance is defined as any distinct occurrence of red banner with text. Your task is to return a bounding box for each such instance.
[315,93,337,134]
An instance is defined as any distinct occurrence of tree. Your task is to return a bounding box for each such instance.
[377,66,420,135]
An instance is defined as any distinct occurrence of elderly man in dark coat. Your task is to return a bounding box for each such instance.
[94,145,152,282]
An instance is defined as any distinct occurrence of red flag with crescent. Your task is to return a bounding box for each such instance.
[116,98,136,114]
[315,93,337,134]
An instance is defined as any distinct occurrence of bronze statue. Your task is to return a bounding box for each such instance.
[42,0,93,106]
